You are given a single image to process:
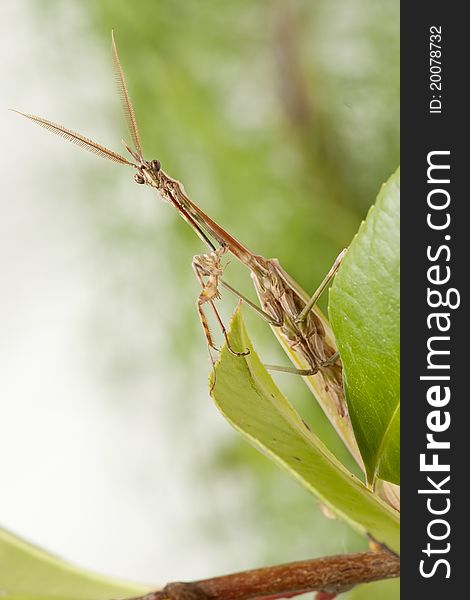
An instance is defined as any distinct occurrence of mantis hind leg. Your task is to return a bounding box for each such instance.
[295,249,347,323]
[219,279,283,327]
[264,351,340,376]
[264,364,318,376]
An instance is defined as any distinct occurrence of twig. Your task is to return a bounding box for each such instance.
[128,550,399,600]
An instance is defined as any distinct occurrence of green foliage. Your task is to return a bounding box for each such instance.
[0,528,150,600]
[211,306,399,553]
[330,170,400,485]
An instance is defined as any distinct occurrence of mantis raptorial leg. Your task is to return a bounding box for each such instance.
[192,248,249,358]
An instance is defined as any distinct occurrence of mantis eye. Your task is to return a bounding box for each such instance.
[150,159,161,172]
[134,173,145,184]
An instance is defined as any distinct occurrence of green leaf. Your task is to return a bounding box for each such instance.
[211,306,399,553]
[0,527,150,600]
[329,168,400,485]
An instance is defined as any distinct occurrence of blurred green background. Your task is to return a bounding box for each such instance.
[1,0,398,596]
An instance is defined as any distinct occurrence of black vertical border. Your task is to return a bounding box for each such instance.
[401,3,467,596]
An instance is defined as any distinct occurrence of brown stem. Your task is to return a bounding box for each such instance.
[129,551,399,600]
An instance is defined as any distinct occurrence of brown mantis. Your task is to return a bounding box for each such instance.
[13,32,364,468]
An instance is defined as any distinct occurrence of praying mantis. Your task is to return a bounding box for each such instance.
[14,33,399,503]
